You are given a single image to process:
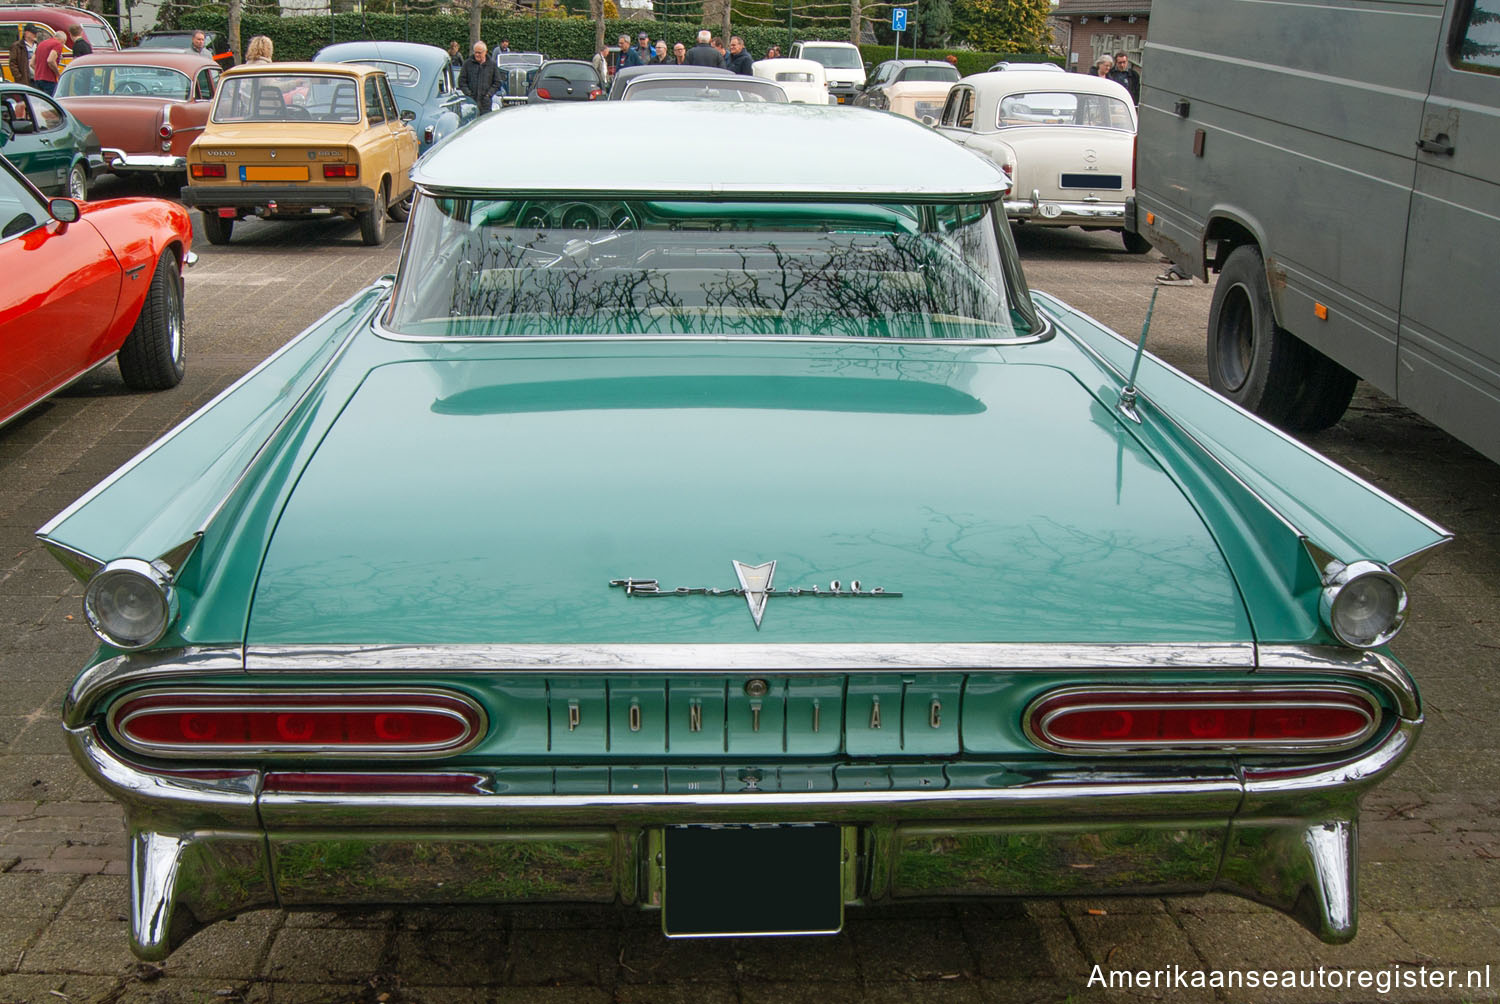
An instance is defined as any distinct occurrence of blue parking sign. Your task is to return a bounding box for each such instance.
[892,7,908,31]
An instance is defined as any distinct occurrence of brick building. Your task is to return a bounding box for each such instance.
[1050,0,1150,75]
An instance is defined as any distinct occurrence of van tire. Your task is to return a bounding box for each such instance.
[1207,245,1307,425]
[1281,348,1358,432]
[1122,230,1152,254]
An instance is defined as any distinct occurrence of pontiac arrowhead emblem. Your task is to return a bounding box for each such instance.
[732,560,776,628]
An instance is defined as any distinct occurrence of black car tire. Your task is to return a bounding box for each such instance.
[67,162,89,201]
[388,188,412,223]
[1122,229,1152,254]
[359,185,387,246]
[1279,344,1359,432]
[117,250,186,392]
[1207,245,1308,426]
[201,211,234,245]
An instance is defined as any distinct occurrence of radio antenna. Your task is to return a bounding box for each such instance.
[1117,288,1158,423]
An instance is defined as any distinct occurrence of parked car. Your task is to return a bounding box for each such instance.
[855,59,958,122]
[314,40,477,153]
[936,69,1148,253]
[612,65,788,102]
[0,81,99,197]
[180,62,418,246]
[987,61,1065,73]
[526,59,603,102]
[788,40,865,102]
[39,101,1448,960]
[494,50,544,108]
[54,51,220,184]
[0,6,117,82]
[0,153,190,428]
[750,57,831,104]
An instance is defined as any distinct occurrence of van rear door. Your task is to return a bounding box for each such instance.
[1398,0,1500,462]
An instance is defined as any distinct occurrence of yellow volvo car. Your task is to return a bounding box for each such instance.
[182,62,418,246]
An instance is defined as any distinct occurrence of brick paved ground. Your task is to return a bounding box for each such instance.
[0,189,1495,1003]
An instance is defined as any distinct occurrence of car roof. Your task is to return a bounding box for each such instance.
[887,59,954,68]
[64,50,217,72]
[1,6,111,30]
[415,102,1007,199]
[219,61,382,79]
[608,62,733,97]
[962,69,1131,96]
[315,41,450,75]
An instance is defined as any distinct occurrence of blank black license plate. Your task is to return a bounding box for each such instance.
[663,824,843,936]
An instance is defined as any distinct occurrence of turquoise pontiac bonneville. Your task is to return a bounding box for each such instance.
[39,102,1449,959]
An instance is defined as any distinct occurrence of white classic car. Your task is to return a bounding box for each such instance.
[751,57,833,104]
[854,59,959,123]
[935,70,1149,253]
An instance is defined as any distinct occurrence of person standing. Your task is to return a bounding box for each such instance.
[1109,52,1141,103]
[1094,56,1113,78]
[447,41,462,68]
[591,44,610,83]
[653,40,669,64]
[671,42,687,65]
[635,32,653,66]
[498,39,511,53]
[460,41,500,114]
[685,29,723,68]
[614,34,636,75]
[65,24,92,58]
[188,29,208,56]
[7,25,34,86]
[725,36,753,75]
[765,44,780,60]
[244,35,273,64]
[31,30,63,94]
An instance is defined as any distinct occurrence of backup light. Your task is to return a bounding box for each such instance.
[1025,687,1380,754]
[1320,560,1407,648]
[109,690,486,758]
[83,558,177,650]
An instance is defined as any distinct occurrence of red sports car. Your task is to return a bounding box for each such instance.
[0,153,191,428]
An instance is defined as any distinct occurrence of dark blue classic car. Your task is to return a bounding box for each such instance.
[314,40,476,153]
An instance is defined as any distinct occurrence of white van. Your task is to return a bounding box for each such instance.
[789,41,865,103]
[1133,0,1500,462]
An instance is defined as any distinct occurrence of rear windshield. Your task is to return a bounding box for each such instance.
[55,64,190,100]
[799,46,862,69]
[343,59,419,88]
[387,196,1032,340]
[538,63,600,85]
[997,91,1133,129]
[213,74,363,123]
[622,78,786,102]
[899,65,958,83]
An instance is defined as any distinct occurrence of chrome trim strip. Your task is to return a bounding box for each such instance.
[64,646,246,727]
[1256,647,1420,721]
[39,538,105,584]
[110,155,188,171]
[38,281,393,538]
[1389,538,1450,580]
[1002,199,1125,221]
[106,687,488,759]
[243,641,1257,673]
[1034,291,1452,542]
[1022,684,1380,756]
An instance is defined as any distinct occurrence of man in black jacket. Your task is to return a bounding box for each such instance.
[460,41,501,114]
[1108,52,1140,104]
[725,36,753,75]
[685,30,723,68]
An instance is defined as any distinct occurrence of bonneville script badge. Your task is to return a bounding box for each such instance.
[611,560,901,629]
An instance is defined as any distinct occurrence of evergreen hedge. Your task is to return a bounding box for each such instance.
[178,10,1044,69]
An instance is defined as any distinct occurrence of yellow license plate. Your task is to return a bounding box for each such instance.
[242,166,309,182]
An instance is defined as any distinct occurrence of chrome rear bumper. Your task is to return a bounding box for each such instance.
[1004,192,1126,225]
[103,149,186,173]
[67,715,1418,960]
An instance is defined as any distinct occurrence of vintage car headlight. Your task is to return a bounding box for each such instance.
[84,558,178,650]
[1320,560,1407,649]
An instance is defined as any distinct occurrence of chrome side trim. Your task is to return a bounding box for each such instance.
[1255,647,1419,721]
[243,641,1256,673]
[38,281,394,538]
[371,319,1054,347]
[64,646,246,727]
[39,538,105,584]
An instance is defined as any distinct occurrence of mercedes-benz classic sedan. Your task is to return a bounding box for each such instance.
[40,102,1448,960]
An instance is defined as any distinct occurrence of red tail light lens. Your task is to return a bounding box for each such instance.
[1026,688,1379,754]
[159,123,174,139]
[589,88,602,100]
[536,87,552,100]
[191,164,227,179]
[323,163,358,179]
[263,771,488,794]
[110,690,485,758]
